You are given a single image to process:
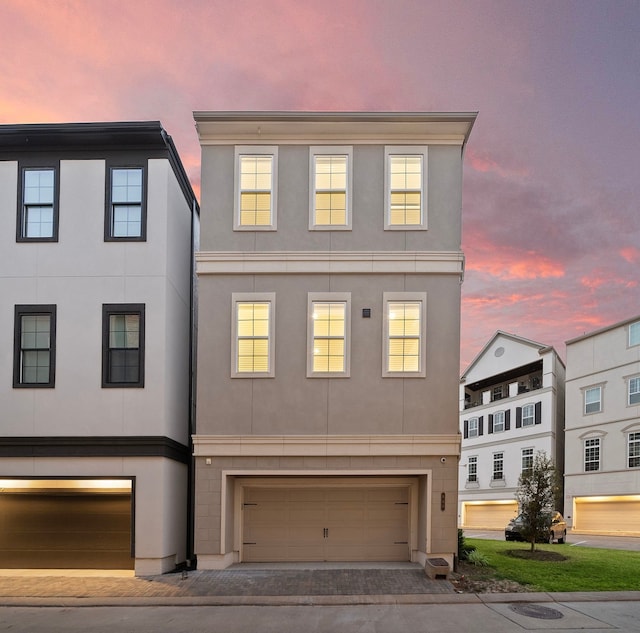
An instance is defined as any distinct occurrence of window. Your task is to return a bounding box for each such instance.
[234,147,277,230]
[521,448,533,474]
[13,305,56,388]
[629,432,640,468]
[102,304,145,387]
[384,146,427,229]
[492,410,505,433]
[629,377,640,406]
[309,147,352,229]
[383,292,427,376]
[232,293,275,377]
[18,166,59,241]
[493,452,504,480]
[468,417,479,438]
[584,438,601,472]
[629,321,640,347]
[467,456,478,483]
[106,166,146,240]
[584,386,602,414]
[522,403,535,426]
[493,385,503,401]
[307,293,350,377]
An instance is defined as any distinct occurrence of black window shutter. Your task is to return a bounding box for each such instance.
[478,416,484,436]
[516,407,522,428]
[535,401,542,424]
[505,409,511,430]
[463,420,468,439]
[488,414,493,434]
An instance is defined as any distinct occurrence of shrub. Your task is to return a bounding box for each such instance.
[458,528,476,561]
[467,549,490,567]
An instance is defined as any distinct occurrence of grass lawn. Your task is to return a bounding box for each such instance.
[465,538,640,592]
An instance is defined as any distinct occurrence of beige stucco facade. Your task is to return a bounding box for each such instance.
[193,112,476,568]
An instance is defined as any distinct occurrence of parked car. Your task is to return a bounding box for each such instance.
[505,511,567,543]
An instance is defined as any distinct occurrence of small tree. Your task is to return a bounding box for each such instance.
[515,451,560,552]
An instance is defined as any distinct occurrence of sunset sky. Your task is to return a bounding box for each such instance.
[2,0,638,369]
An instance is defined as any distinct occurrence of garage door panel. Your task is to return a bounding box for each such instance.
[243,485,410,562]
[0,493,133,569]
[576,499,640,534]
[463,502,518,529]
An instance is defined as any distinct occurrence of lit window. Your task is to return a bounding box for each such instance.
[235,147,277,230]
[310,147,351,229]
[232,293,275,377]
[628,432,640,468]
[522,403,535,426]
[493,452,504,480]
[19,167,58,241]
[521,448,533,474]
[584,386,602,414]
[383,293,426,376]
[629,321,640,347]
[107,167,145,239]
[468,417,479,438]
[584,438,600,472]
[629,377,640,406]
[385,146,427,229]
[493,410,505,433]
[468,456,478,483]
[307,293,350,377]
[102,304,145,387]
[13,305,56,388]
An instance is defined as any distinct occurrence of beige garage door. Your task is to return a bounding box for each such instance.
[243,486,410,562]
[575,497,640,534]
[463,502,518,529]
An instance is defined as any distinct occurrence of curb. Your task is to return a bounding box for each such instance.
[2,591,639,608]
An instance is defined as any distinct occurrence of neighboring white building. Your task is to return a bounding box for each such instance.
[564,315,640,535]
[458,332,565,529]
[193,111,476,569]
[0,122,199,575]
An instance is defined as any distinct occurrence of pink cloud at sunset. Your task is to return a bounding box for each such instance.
[1,0,639,370]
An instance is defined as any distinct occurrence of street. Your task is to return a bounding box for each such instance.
[2,602,640,633]
[463,530,640,551]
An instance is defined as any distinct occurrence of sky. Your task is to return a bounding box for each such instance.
[1,0,639,370]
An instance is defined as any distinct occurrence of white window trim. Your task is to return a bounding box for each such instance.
[582,384,604,415]
[627,430,640,469]
[231,292,275,378]
[521,447,534,473]
[493,410,505,433]
[492,452,504,480]
[306,292,351,377]
[468,417,479,438]
[521,403,535,426]
[584,436,601,472]
[384,145,428,231]
[382,291,427,377]
[308,146,353,231]
[629,321,640,347]
[627,374,640,407]
[234,146,278,231]
[467,455,478,482]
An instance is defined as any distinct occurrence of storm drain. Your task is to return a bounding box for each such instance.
[509,603,564,620]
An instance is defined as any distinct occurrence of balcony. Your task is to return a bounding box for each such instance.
[463,361,543,410]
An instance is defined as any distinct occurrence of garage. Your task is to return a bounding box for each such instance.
[462,501,518,529]
[242,485,410,562]
[0,480,133,570]
[574,496,640,535]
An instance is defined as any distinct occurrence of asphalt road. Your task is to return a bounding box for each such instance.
[2,602,640,633]
[463,529,640,550]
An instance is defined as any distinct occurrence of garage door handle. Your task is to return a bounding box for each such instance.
[323,528,329,538]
